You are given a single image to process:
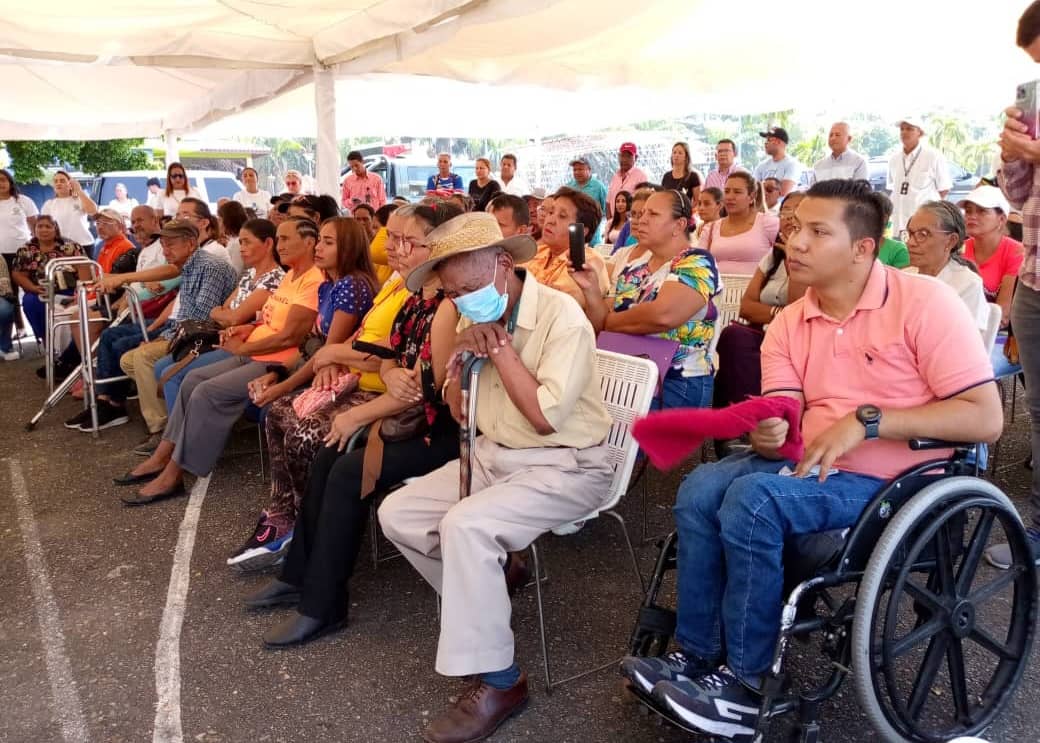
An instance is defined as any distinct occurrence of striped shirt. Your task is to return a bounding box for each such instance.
[999,159,1040,290]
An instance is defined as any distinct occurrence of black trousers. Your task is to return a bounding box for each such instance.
[280,417,460,621]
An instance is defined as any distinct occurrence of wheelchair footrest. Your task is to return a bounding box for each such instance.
[628,606,676,657]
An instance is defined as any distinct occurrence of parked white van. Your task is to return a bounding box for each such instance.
[90,170,243,214]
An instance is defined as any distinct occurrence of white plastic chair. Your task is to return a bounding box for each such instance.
[706,274,753,364]
[982,303,1002,354]
[528,349,658,692]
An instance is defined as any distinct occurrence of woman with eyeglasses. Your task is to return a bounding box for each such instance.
[119,216,325,506]
[244,202,465,647]
[905,201,988,334]
[41,170,97,249]
[160,162,202,218]
[698,172,778,275]
[713,192,808,422]
[574,190,720,409]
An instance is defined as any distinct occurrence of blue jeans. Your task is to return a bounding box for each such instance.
[154,348,233,416]
[659,371,714,410]
[673,452,883,683]
[991,337,1021,380]
[0,296,15,352]
[96,323,149,399]
[22,292,46,342]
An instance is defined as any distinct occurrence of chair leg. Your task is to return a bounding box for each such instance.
[604,509,645,595]
[370,510,381,568]
[256,425,266,481]
[529,542,552,693]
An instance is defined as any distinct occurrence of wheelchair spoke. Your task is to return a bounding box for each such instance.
[955,510,995,598]
[935,521,957,598]
[904,579,947,614]
[968,625,1016,661]
[967,568,1020,605]
[907,631,950,721]
[946,637,971,724]
[889,616,945,659]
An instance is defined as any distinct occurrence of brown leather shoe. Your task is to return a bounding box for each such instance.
[503,551,530,598]
[422,673,529,743]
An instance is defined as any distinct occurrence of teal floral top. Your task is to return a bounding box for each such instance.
[612,247,719,376]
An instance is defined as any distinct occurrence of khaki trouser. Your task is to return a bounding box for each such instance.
[119,339,169,433]
[378,436,613,677]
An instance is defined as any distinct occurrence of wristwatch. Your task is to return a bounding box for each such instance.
[856,404,882,440]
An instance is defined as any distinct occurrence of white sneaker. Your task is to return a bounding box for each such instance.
[0,350,19,361]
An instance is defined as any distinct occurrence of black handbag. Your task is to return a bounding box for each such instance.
[166,319,222,362]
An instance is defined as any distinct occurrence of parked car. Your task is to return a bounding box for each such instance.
[344,156,477,200]
[89,170,243,213]
[866,156,975,203]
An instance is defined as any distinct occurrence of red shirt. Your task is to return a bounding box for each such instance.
[962,235,1024,300]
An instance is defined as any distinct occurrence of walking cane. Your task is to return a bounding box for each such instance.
[458,353,486,500]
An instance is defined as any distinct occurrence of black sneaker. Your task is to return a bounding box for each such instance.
[620,650,716,696]
[80,401,129,431]
[652,666,763,742]
[227,523,293,572]
[64,407,94,430]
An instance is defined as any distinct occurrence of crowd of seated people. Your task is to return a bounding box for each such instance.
[8,94,1040,743]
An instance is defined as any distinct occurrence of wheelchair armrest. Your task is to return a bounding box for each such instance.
[908,438,977,451]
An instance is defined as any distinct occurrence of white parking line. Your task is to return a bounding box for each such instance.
[6,459,90,743]
[152,476,209,743]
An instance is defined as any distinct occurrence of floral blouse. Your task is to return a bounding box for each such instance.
[389,288,448,424]
[12,240,84,284]
[613,247,720,376]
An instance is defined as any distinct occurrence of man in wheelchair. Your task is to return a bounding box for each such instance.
[620,179,1003,740]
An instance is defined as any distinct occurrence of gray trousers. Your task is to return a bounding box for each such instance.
[163,354,268,477]
[1011,283,1040,531]
[378,436,613,677]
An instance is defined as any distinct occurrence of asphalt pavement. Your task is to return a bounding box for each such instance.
[1,348,1037,743]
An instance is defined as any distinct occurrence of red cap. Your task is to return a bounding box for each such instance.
[619,142,638,156]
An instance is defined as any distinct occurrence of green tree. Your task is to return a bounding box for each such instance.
[791,132,827,170]
[2,139,148,182]
[855,126,898,158]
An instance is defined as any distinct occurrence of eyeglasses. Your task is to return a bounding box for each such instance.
[901,228,953,243]
[388,232,428,253]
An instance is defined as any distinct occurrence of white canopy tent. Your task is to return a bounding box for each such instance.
[2,1,1038,191]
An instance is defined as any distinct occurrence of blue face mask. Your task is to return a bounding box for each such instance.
[455,266,507,323]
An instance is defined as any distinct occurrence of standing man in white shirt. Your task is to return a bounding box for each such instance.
[887,117,951,233]
[607,142,649,220]
[813,122,869,183]
[497,154,531,196]
[752,127,803,196]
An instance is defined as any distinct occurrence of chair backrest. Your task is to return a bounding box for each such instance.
[594,349,659,513]
[718,273,754,307]
[982,302,1002,354]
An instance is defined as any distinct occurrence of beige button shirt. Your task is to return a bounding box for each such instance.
[461,270,613,450]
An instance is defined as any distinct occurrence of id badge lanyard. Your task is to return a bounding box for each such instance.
[899,148,923,196]
[458,297,522,500]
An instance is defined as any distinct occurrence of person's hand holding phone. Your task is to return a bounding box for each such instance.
[1001,105,1040,163]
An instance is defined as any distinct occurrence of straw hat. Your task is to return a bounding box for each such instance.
[405,212,537,292]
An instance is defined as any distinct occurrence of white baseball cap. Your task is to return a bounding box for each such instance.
[897,116,925,130]
[957,185,1011,214]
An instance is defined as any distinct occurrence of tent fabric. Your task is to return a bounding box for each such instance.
[0,1,1037,141]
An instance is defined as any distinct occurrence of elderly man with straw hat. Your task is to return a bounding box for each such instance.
[379,212,614,743]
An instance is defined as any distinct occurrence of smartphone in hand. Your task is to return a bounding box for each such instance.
[1016,80,1040,139]
[568,223,585,271]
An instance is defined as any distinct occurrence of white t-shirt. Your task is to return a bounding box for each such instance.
[0,194,39,255]
[161,187,203,217]
[41,196,93,245]
[225,236,244,275]
[497,173,531,196]
[136,239,165,271]
[146,190,164,210]
[756,252,790,307]
[107,198,139,220]
[886,144,952,232]
[752,155,803,185]
[935,260,988,333]
[233,189,271,218]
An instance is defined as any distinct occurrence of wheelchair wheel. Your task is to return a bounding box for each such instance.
[851,477,1037,742]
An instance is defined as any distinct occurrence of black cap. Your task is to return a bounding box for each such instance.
[269,192,293,205]
[146,177,161,187]
[759,127,789,144]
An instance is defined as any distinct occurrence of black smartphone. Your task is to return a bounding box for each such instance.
[568,222,585,271]
[352,339,396,360]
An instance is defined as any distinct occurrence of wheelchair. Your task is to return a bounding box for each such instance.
[627,441,1038,743]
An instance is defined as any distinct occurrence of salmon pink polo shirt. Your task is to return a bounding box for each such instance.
[761,261,993,480]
